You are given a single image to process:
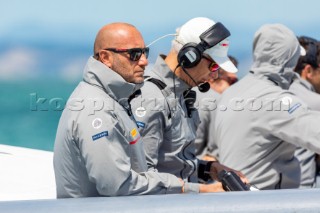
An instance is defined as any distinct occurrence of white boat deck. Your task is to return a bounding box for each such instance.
[1,144,320,212]
[0,145,56,201]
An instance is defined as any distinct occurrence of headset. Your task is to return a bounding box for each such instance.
[177,22,231,68]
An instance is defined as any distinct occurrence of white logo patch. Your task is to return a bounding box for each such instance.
[92,118,102,129]
[281,96,292,106]
[135,107,146,118]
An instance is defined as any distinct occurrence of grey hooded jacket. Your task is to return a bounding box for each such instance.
[130,55,209,192]
[290,77,320,188]
[213,24,320,189]
[194,87,221,159]
[53,57,182,198]
[290,77,320,111]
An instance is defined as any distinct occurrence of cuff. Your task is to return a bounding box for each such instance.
[183,182,200,193]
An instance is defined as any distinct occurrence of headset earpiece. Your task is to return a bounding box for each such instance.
[177,22,231,69]
[178,43,202,68]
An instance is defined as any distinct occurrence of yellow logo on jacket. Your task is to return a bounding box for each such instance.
[130,128,137,138]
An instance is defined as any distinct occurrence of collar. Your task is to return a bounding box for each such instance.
[150,55,190,97]
[82,56,143,101]
[295,76,316,92]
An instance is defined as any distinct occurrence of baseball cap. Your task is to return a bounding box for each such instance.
[176,17,238,73]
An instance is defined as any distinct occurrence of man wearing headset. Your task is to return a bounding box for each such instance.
[131,17,247,192]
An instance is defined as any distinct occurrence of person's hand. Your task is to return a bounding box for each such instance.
[209,162,249,184]
[202,155,217,161]
[178,178,185,193]
[199,182,225,193]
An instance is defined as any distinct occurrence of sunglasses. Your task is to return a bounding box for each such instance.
[202,56,220,72]
[103,47,149,61]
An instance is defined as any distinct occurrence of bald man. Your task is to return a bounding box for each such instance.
[53,23,186,198]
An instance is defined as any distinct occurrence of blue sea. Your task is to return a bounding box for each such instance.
[0,78,79,151]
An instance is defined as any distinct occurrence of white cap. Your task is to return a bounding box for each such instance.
[176,17,238,73]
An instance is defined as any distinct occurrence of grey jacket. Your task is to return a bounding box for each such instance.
[131,56,208,192]
[213,24,320,189]
[194,88,221,158]
[290,77,320,111]
[290,77,320,188]
[53,57,182,198]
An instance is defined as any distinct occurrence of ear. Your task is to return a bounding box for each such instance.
[300,64,312,80]
[99,51,113,68]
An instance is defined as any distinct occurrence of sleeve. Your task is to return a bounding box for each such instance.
[78,109,182,196]
[130,86,168,171]
[260,92,320,154]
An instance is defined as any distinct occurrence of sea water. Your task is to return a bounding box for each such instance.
[0,78,78,151]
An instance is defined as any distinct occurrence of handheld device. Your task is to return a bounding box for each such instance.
[218,170,250,191]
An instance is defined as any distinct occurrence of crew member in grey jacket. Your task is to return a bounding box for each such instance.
[195,56,239,161]
[131,17,247,192]
[54,23,187,198]
[290,36,320,188]
[213,23,320,190]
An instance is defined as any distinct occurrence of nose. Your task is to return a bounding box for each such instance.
[138,53,148,66]
[209,70,220,80]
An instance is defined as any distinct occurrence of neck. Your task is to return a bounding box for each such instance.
[164,51,195,87]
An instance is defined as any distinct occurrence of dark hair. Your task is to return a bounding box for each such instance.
[294,36,319,75]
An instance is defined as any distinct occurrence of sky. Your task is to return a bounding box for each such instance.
[1,0,320,81]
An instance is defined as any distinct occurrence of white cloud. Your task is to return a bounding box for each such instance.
[59,57,88,82]
[0,48,39,80]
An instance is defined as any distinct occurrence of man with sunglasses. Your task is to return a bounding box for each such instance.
[194,55,239,162]
[210,56,239,94]
[289,36,320,188]
[54,22,193,198]
[131,17,247,193]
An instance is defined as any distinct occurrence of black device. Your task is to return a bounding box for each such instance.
[177,22,230,68]
[218,170,250,191]
[183,89,197,118]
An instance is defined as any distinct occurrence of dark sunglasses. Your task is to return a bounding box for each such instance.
[103,47,149,61]
[202,56,220,72]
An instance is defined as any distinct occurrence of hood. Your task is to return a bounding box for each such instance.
[250,24,303,89]
[83,57,143,101]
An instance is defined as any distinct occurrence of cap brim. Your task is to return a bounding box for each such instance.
[210,55,238,73]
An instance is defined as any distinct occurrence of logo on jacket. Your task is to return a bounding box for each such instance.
[135,107,146,117]
[281,96,292,106]
[129,128,140,145]
[136,121,145,128]
[288,103,302,114]
[92,118,102,129]
[130,128,138,138]
[92,131,108,141]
